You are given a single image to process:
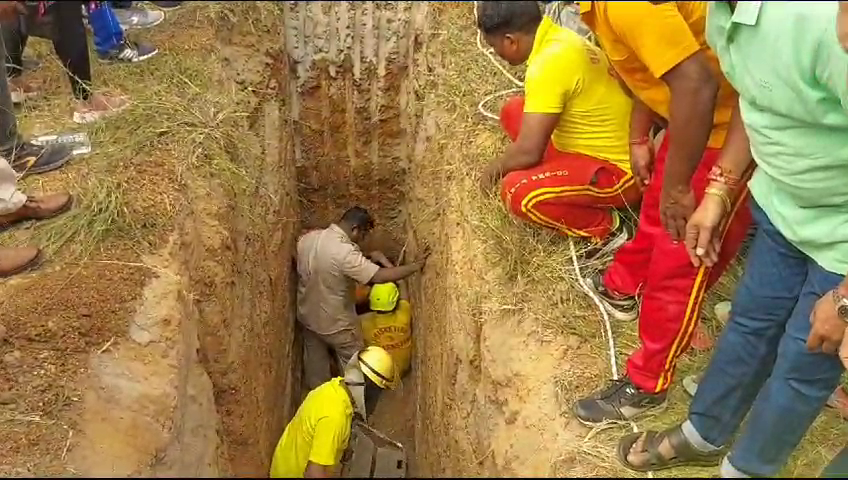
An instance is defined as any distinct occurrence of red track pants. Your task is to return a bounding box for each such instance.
[604,135,752,393]
[498,97,641,239]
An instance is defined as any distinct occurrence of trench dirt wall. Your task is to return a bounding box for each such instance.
[283,1,430,257]
[180,6,301,476]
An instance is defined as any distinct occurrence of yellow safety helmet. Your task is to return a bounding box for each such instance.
[369,282,400,312]
[357,346,398,390]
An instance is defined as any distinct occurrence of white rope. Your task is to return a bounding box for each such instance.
[473,6,653,475]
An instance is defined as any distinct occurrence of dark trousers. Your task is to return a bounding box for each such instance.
[0,24,18,151]
[6,1,91,100]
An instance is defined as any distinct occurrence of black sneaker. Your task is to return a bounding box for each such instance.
[4,142,74,177]
[98,39,159,63]
[574,377,667,424]
[585,272,639,321]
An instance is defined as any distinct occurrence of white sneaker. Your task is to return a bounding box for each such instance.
[113,7,165,30]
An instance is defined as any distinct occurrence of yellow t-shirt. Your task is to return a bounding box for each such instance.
[360,300,412,376]
[578,1,738,149]
[269,378,353,478]
[524,16,632,170]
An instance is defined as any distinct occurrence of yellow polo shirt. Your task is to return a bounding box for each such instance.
[579,1,737,149]
[524,16,632,170]
[270,378,353,478]
[361,300,412,376]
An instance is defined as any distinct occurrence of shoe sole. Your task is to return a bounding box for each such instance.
[0,197,74,234]
[0,250,43,278]
[573,399,669,427]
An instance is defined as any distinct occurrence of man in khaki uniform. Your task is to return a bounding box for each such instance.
[297,206,428,389]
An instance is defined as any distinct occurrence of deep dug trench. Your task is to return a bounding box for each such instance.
[65,2,590,478]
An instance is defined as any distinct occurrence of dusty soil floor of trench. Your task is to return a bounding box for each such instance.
[1,2,846,479]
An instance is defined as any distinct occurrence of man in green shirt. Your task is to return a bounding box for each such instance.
[609,2,848,477]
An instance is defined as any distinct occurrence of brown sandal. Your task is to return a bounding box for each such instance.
[616,424,726,472]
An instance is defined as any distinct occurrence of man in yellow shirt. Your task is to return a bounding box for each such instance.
[573,0,751,425]
[477,1,640,242]
[360,281,412,377]
[270,347,397,478]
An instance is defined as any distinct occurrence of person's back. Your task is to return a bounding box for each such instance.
[524,16,631,171]
[526,16,632,167]
[296,224,376,335]
[360,299,413,376]
[269,377,353,478]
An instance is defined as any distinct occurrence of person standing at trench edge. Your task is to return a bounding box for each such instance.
[573,0,751,424]
[477,1,641,247]
[614,2,848,476]
[296,206,429,390]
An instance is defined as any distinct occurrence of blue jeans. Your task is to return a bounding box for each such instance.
[687,200,844,476]
[86,2,124,55]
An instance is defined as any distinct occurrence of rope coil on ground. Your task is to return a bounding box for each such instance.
[473,5,652,476]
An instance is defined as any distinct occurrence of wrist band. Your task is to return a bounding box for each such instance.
[629,136,651,146]
[707,164,742,188]
[704,186,732,212]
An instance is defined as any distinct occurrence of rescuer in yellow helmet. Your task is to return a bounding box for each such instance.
[269,346,397,478]
[360,280,413,377]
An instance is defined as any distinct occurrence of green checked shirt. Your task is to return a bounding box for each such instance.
[707,1,848,275]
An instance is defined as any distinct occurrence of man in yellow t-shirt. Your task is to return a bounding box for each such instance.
[477,1,639,242]
[360,281,412,376]
[269,347,397,478]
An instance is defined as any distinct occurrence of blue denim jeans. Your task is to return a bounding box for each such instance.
[686,200,844,477]
[86,2,123,55]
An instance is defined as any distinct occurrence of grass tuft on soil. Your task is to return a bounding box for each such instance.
[425,3,847,478]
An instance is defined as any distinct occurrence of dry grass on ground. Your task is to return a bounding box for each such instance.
[434,3,847,478]
[0,2,259,475]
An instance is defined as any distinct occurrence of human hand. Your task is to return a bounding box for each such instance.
[838,1,848,53]
[413,247,432,271]
[684,193,727,267]
[479,162,502,193]
[807,290,847,355]
[840,328,848,368]
[660,185,696,242]
[630,142,654,190]
[369,250,395,268]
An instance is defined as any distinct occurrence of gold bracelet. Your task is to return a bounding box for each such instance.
[704,186,732,212]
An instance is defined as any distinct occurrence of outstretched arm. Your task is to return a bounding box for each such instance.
[370,261,425,284]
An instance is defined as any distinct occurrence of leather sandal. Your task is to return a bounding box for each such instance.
[616,424,726,472]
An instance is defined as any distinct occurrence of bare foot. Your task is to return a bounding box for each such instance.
[7,76,41,103]
[72,92,131,124]
[691,325,714,351]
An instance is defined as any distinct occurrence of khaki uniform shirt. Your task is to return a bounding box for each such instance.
[296,224,380,335]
